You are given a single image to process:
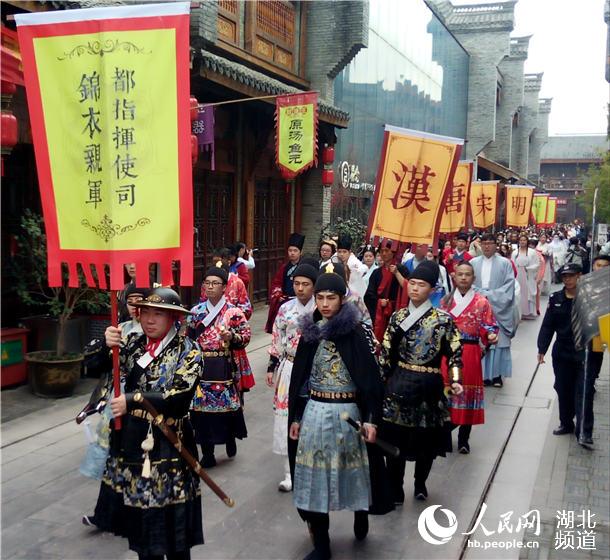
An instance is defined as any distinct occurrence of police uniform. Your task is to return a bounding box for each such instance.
[537,264,584,434]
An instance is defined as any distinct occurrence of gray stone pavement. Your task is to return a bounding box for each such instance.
[1,296,608,560]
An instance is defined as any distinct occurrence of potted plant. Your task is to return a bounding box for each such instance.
[9,210,109,397]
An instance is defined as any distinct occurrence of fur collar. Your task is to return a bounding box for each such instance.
[299,302,362,343]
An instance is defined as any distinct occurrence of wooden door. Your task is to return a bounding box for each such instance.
[252,178,289,302]
[186,171,235,305]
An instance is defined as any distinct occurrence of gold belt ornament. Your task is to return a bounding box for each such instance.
[130,409,181,426]
[202,350,230,357]
[310,390,357,400]
[398,361,441,374]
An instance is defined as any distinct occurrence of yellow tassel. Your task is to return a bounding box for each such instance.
[142,453,151,478]
[140,422,155,479]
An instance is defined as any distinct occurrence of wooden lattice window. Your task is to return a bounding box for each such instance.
[218,0,240,45]
[246,1,297,71]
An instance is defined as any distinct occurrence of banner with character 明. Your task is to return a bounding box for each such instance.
[16,2,193,289]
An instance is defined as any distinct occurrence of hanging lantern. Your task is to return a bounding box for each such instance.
[1,81,17,96]
[322,168,334,186]
[322,145,335,165]
[191,134,198,166]
[190,96,199,121]
[1,110,18,155]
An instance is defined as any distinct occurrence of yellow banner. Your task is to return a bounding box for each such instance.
[505,185,535,228]
[276,92,318,176]
[439,161,472,233]
[35,29,180,250]
[545,197,558,226]
[368,127,463,245]
[531,194,549,224]
[469,181,498,229]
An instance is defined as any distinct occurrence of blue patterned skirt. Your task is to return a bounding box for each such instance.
[293,400,370,513]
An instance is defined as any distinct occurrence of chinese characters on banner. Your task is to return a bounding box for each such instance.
[368,125,463,248]
[15,2,193,290]
[505,185,535,228]
[276,92,318,178]
[439,160,473,234]
[545,197,558,226]
[531,193,550,225]
[468,181,498,229]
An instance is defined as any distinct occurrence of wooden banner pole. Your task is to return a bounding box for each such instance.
[110,291,122,430]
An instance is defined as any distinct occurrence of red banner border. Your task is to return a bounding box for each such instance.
[17,14,193,290]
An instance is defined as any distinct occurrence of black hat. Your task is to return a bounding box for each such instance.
[409,260,439,287]
[124,283,150,300]
[300,257,320,268]
[314,264,347,295]
[456,232,469,242]
[337,234,352,251]
[559,263,582,275]
[132,287,191,314]
[291,263,319,283]
[204,264,229,284]
[288,233,305,250]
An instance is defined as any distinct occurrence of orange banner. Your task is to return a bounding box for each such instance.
[545,197,558,226]
[367,125,463,248]
[505,185,535,228]
[439,161,473,233]
[468,181,498,229]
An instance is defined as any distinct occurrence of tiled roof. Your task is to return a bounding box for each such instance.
[524,73,543,92]
[541,135,608,160]
[436,1,516,32]
[200,51,350,125]
[509,36,531,59]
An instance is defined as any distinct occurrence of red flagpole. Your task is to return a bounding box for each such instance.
[110,291,122,430]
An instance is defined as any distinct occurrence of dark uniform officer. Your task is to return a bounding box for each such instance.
[537,263,584,435]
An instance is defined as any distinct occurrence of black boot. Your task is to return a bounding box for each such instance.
[386,456,406,505]
[302,512,331,560]
[225,437,237,458]
[414,456,433,501]
[458,425,471,454]
[201,443,216,468]
[354,511,368,541]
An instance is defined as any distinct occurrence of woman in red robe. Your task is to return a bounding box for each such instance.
[441,261,499,454]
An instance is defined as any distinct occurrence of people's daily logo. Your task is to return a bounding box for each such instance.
[418,505,459,545]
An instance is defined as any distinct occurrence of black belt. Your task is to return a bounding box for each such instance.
[461,339,479,345]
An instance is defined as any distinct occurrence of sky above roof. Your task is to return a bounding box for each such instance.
[453,0,608,136]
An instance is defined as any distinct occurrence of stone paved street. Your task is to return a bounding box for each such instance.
[2,299,609,560]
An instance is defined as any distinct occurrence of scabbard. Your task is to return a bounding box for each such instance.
[134,394,235,508]
[343,415,400,458]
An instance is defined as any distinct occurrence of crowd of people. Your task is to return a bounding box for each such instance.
[76,221,607,560]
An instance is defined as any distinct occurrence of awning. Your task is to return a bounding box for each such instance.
[477,155,535,186]
[199,50,350,128]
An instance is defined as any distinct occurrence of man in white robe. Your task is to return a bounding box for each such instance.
[471,234,516,387]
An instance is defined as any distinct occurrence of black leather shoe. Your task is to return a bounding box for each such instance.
[354,512,369,541]
[414,483,428,501]
[226,438,237,458]
[483,379,492,387]
[458,442,470,454]
[553,425,573,436]
[492,377,503,388]
[82,515,96,528]
[578,435,594,449]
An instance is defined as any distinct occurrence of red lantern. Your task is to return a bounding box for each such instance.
[1,81,17,96]
[190,96,199,121]
[322,145,335,165]
[322,168,334,186]
[1,111,18,154]
[191,134,198,166]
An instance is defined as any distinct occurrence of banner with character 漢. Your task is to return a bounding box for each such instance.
[16,2,193,290]
[368,125,463,249]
